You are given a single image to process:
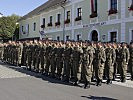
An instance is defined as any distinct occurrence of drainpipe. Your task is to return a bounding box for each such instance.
[61,5,65,42]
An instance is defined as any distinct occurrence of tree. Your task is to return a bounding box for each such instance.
[0,14,20,40]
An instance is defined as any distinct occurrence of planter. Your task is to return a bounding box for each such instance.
[108,9,118,15]
[55,22,61,26]
[128,4,133,11]
[64,19,70,24]
[75,16,82,21]
[47,23,53,27]
[90,12,98,18]
[41,25,45,28]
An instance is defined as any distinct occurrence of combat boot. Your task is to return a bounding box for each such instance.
[96,79,102,86]
[106,79,112,85]
[121,77,126,83]
[84,81,90,89]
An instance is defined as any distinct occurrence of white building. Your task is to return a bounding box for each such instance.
[19,0,133,43]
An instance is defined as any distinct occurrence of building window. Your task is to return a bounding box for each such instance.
[48,16,53,27]
[75,8,82,21]
[43,18,45,26]
[131,30,133,41]
[77,34,81,41]
[57,36,60,41]
[41,18,45,29]
[111,0,117,10]
[33,22,36,31]
[110,32,117,42]
[25,24,29,34]
[65,11,70,24]
[57,14,61,22]
[108,0,118,15]
[67,11,70,20]
[77,8,82,17]
[22,26,24,32]
[90,0,98,18]
[55,14,61,26]
[50,16,52,23]
[66,35,70,41]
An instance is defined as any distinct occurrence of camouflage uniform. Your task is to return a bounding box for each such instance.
[119,45,130,82]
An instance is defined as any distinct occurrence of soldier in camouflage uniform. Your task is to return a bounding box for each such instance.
[82,43,94,89]
[129,42,133,81]
[45,42,52,76]
[94,42,106,86]
[40,41,46,74]
[71,43,83,86]
[119,43,130,82]
[63,43,72,82]
[56,42,64,80]
[105,43,116,84]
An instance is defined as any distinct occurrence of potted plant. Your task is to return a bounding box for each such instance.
[128,4,133,11]
[90,12,98,18]
[55,22,61,26]
[47,23,53,27]
[64,19,70,24]
[75,16,82,21]
[41,25,45,28]
[108,9,118,15]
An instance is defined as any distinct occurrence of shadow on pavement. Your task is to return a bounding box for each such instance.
[81,95,118,100]
[0,62,83,88]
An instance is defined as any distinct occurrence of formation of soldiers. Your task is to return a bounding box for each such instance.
[0,40,133,89]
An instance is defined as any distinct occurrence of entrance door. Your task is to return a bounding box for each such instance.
[110,32,117,42]
[91,30,98,41]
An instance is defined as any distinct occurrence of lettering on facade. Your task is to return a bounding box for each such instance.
[83,22,106,28]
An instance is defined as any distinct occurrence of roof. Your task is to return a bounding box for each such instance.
[18,0,66,22]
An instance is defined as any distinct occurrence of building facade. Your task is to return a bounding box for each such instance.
[19,0,133,43]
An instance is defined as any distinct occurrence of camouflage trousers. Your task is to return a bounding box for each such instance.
[82,62,93,82]
[118,61,128,80]
[72,60,81,82]
[94,60,105,80]
[105,60,114,80]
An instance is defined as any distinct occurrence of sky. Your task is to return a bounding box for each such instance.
[0,0,48,16]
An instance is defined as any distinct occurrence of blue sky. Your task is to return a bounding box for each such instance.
[0,0,48,16]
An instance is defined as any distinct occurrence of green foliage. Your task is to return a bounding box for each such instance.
[0,14,20,39]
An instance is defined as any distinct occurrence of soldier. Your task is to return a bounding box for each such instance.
[45,42,52,76]
[26,41,34,70]
[94,42,106,86]
[71,43,83,86]
[63,43,72,82]
[49,43,57,78]
[119,43,130,82]
[40,41,46,74]
[129,42,133,81]
[82,43,94,89]
[35,41,42,72]
[32,40,38,70]
[56,42,64,80]
[105,43,116,84]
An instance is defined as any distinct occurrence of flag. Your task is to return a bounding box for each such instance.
[91,0,97,13]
